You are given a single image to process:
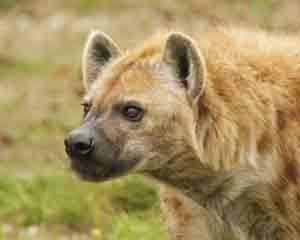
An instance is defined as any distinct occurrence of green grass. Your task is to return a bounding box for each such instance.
[0,175,167,240]
[0,0,17,9]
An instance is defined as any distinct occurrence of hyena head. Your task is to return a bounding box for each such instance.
[64,31,207,182]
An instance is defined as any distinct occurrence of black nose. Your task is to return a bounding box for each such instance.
[65,129,94,156]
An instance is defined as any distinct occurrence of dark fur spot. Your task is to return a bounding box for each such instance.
[284,160,300,184]
[276,110,286,130]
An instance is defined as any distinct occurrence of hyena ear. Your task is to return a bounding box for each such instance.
[163,32,206,103]
[82,31,121,90]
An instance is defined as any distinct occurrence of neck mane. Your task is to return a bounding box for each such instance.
[147,151,281,239]
[148,149,259,208]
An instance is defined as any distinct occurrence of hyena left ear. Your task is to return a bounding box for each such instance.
[163,32,207,103]
[82,31,121,90]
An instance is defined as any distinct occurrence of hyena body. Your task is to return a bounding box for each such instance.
[65,28,300,240]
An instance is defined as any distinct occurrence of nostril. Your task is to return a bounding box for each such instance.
[66,129,94,156]
[74,138,94,155]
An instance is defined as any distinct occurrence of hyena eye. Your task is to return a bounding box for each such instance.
[81,102,92,116]
[121,105,144,122]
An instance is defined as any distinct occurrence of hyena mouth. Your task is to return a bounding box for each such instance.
[71,159,113,182]
[70,155,140,182]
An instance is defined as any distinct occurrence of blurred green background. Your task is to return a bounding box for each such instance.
[0,0,300,239]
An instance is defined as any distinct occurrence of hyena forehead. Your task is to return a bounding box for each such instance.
[87,58,185,109]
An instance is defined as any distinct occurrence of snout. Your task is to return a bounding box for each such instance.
[64,128,94,157]
[64,124,140,182]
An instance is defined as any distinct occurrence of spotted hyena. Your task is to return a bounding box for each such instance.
[65,28,300,239]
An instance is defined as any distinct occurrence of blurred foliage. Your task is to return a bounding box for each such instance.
[0,0,17,9]
[0,175,158,227]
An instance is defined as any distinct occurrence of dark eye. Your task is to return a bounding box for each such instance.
[122,105,144,122]
[81,102,92,116]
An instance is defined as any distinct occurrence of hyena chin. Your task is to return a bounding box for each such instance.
[65,29,300,239]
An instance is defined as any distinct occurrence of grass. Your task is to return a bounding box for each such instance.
[0,0,17,9]
[0,175,166,240]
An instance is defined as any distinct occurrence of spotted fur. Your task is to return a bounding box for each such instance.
[78,28,300,240]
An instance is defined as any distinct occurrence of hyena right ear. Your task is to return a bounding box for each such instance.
[163,32,207,104]
[82,31,121,90]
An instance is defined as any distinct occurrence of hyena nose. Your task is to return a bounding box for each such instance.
[64,129,94,156]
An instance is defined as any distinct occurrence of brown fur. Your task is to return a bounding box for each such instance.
[77,28,300,240]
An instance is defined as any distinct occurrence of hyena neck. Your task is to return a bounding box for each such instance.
[149,156,281,239]
[149,152,259,210]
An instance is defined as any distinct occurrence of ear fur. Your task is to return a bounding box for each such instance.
[82,31,121,90]
[163,32,207,103]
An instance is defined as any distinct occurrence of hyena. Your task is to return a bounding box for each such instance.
[65,28,300,240]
